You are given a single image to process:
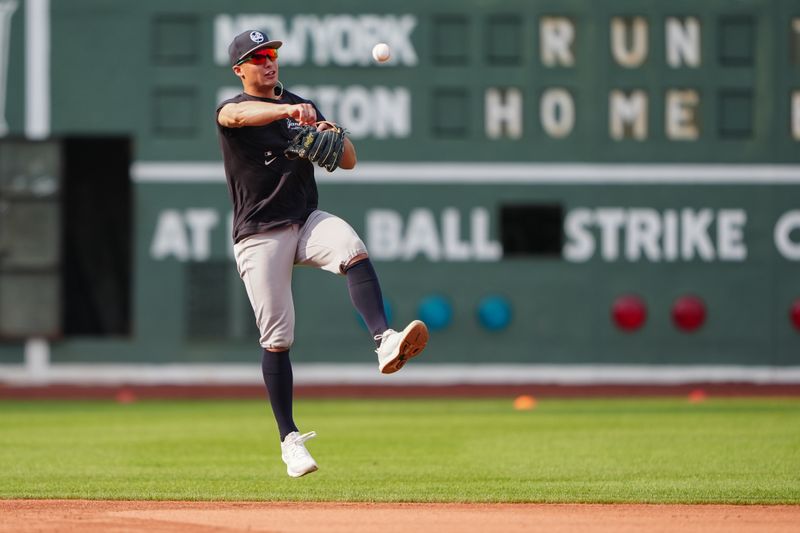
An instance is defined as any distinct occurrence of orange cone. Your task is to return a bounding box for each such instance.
[513,395,537,411]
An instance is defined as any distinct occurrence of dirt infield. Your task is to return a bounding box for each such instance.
[1,500,797,533]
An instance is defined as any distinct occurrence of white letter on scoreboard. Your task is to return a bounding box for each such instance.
[278,16,312,66]
[681,209,715,261]
[373,87,410,138]
[471,208,502,261]
[666,17,701,68]
[666,89,700,140]
[611,17,648,68]
[328,16,361,66]
[184,209,220,261]
[595,209,626,261]
[338,85,371,137]
[404,208,442,261]
[290,85,410,139]
[540,88,575,138]
[366,209,403,260]
[792,91,800,141]
[663,210,679,261]
[151,210,190,261]
[384,15,419,66]
[564,209,595,262]
[717,209,747,261]
[442,208,471,261]
[485,88,523,139]
[609,90,648,140]
[626,209,662,262]
[774,210,800,261]
[540,17,575,66]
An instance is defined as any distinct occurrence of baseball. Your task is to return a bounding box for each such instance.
[372,42,391,63]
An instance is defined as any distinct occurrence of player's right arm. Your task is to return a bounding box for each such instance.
[217,101,316,128]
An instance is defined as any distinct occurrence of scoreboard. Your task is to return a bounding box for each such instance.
[1,0,788,163]
[224,4,785,163]
[0,0,798,374]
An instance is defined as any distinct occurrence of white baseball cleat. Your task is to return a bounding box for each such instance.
[375,320,429,374]
[281,431,318,478]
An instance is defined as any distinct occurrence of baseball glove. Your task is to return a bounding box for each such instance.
[284,121,348,172]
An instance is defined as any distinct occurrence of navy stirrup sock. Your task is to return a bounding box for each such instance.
[261,349,298,441]
[346,259,389,345]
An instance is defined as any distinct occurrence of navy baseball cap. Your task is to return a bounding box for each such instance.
[229,30,282,66]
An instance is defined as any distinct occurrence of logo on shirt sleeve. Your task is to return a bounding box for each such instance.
[285,119,305,131]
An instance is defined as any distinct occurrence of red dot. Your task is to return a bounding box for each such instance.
[612,295,647,331]
[688,389,708,403]
[790,299,800,331]
[672,295,706,332]
[115,388,137,404]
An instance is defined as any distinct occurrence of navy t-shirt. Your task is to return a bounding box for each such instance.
[216,91,325,243]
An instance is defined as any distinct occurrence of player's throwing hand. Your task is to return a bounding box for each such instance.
[287,103,316,125]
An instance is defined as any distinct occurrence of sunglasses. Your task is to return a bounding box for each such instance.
[237,48,278,66]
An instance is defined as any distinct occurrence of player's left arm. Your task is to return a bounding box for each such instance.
[340,136,357,169]
[317,121,357,169]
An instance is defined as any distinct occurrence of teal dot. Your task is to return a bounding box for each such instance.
[418,295,453,331]
[477,296,512,331]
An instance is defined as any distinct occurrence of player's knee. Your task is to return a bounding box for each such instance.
[260,334,294,351]
[264,345,290,352]
[342,252,369,272]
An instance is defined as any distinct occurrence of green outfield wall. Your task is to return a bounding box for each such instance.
[0,0,799,370]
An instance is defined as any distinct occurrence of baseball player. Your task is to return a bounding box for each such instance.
[216,30,429,478]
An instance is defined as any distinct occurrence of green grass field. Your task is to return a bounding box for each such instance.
[0,398,798,504]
